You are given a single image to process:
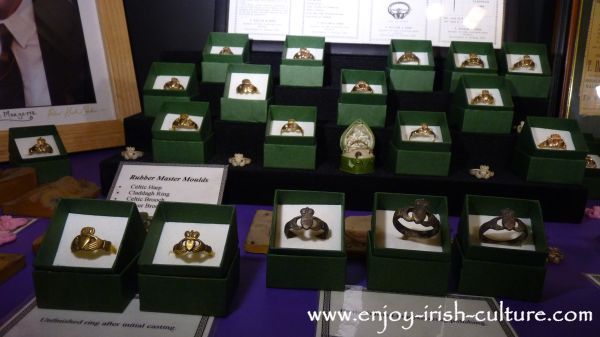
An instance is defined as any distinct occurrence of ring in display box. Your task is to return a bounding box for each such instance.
[201,32,249,83]
[584,135,600,199]
[388,111,452,176]
[367,193,451,295]
[8,125,71,184]
[138,202,239,316]
[387,39,435,92]
[151,101,215,164]
[280,35,325,87]
[267,190,346,290]
[220,64,273,123]
[513,116,588,185]
[142,62,199,117]
[33,198,146,312]
[451,75,514,134]
[444,41,499,92]
[263,105,317,170]
[337,69,388,128]
[499,42,552,98]
[455,195,547,301]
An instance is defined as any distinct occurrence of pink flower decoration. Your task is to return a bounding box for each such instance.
[585,206,600,219]
[0,216,28,231]
[0,231,17,246]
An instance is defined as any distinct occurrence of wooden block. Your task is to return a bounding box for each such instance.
[0,167,38,204]
[345,215,371,257]
[33,235,45,255]
[1,176,101,218]
[244,210,272,254]
[0,253,26,284]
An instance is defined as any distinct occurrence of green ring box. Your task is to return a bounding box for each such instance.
[138,202,239,316]
[499,42,552,98]
[263,105,317,170]
[367,193,451,295]
[388,111,452,176]
[8,125,71,184]
[142,62,199,117]
[443,41,498,92]
[455,195,547,301]
[267,190,346,290]
[387,39,435,92]
[337,69,388,128]
[280,35,325,87]
[201,32,249,83]
[33,198,146,312]
[513,116,588,184]
[220,64,273,123]
[451,75,514,134]
[151,101,215,164]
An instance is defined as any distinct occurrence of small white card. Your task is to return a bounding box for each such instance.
[14,135,60,159]
[530,127,576,151]
[152,76,190,90]
[160,113,204,132]
[107,163,227,216]
[506,54,543,74]
[466,88,504,106]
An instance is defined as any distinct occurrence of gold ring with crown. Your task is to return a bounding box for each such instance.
[71,227,116,254]
[396,51,420,65]
[461,53,485,68]
[471,89,495,105]
[28,137,54,155]
[293,48,315,60]
[171,113,199,131]
[512,55,536,71]
[409,123,437,141]
[538,134,567,150]
[173,230,214,257]
[280,119,304,136]
[236,79,259,94]
[163,77,185,90]
[351,80,374,93]
[219,46,233,55]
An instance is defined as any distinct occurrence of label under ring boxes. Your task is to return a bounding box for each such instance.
[220,63,273,122]
[202,32,249,83]
[367,193,451,295]
[142,62,199,117]
[151,101,215,164]
[8,125,71,184]
[456,195,548,301]
[267,190,346,290]
[500,42,552,98]
[513,116,588,184]
[387,39,435,92]
[33,198,146,312]
[451,75,514,134]
[388,111,451,176]
[337,69,388,128]
[444,41,498,92]
[280,35,325,87]
[263,105,317,170]
[138,202,239,316]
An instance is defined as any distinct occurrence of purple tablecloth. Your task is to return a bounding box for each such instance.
[1,149,599,337]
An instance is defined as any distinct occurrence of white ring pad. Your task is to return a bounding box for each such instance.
[268,120,316,137]
[52,213,128,269]
[531,127,576,151]
[454,53,490,69]
[392,51,430,66]
[506,54,543,74]
[341,83,384,94]
[227,73,269,100]
[152,75,190,90]
[375,210,442,252]
[400,124,444,143]
[588,154,600,168]
[468,214,535,251]
[210,46,244,55]
[466,88,504,106]
[14,135,61,159]
[160,113,204,132]
[285,47,324,61]
[274,204,343,251]
[152,222,229,267]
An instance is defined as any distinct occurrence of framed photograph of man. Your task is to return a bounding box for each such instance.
[0,0,140,161]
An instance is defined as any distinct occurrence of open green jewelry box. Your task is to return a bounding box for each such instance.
[263,105,317,170]
[499,42,552,98]
[220,63,273,122]
[201,32,249,83]
[280,35,325,87]
[138,202,239,316]
[267,190,346,290]
[151,101,215,164]
[444,41,498,92]
[367,193,451,295]
[455,195,547,301]
[584,136,600,199]
[387,39,435,92]
[388,111,452,176]
[337,69,388,127]
[33,198,146,312]
[142,62,199,117]
[8,125,70,184]
[513,116,588,184]
[451,75,514,134]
